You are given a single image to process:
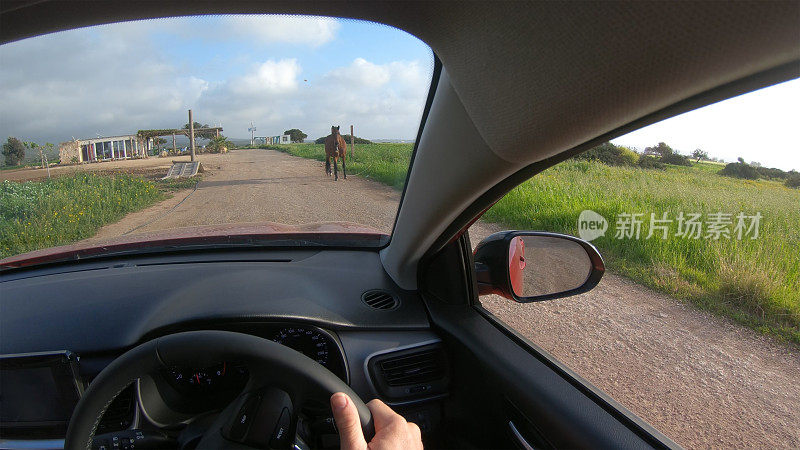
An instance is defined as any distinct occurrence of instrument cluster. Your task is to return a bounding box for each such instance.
[162,324,346,394]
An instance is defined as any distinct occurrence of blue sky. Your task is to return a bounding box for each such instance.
[0,15,797,170]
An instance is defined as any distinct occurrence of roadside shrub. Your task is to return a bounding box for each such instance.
[660,153,692,166]
[314,135,372,145]
[637,156,665,170]
[785,173,800,189]
[718,162,759,180]
[756,166,788,180]
[574,142,639,166]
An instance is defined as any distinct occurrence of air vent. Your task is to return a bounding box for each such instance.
[362,290,400,310]
[97,385,136,434]
[379,348,445,386]
[368,344,449,400]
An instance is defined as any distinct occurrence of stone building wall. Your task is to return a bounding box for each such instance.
[58,140,81,163]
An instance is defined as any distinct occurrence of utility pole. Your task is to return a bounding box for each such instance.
[188,109,196,162]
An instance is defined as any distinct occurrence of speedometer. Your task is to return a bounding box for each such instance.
[272,327,330,367]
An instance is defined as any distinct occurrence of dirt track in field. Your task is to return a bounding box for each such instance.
[18,149,798,449]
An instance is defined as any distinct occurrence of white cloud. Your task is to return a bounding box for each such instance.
[232,59,301,95]
[194,57,431,141]
[220,16,340,47]
[326,58,392,88]
[0,26,209,143]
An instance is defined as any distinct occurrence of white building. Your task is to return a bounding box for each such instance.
[59,135,144,163]
[257,135,291,145]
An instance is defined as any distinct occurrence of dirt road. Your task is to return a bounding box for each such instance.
[80,149,800,448]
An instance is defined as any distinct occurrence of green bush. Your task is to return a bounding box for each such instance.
[575,142,639,166]
[718,162,760,180]
[314,135,372,145]
[756,166,788,180]
[785,173,800,188]
[661,153,693,166]
[205,136,233,153]
[637,156,665,170]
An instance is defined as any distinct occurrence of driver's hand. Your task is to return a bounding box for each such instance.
[330,392,423,450]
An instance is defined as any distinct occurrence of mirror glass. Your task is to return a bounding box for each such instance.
[509,235,593,298]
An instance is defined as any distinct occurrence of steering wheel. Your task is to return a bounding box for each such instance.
[65,330,374,450]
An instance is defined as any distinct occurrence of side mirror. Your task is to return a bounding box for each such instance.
[473,231,604,302]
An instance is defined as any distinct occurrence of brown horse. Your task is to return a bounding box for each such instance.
[324,125,347,181]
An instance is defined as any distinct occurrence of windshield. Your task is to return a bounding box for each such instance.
[0,15,434,261]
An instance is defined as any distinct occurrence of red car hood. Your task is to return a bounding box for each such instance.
[1,222,388,270]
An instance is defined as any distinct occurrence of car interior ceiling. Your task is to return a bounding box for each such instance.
[1,2,798,450]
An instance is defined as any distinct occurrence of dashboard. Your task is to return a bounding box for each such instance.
[0,250,448,446]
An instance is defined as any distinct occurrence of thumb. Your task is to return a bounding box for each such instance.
[331,392,367,450]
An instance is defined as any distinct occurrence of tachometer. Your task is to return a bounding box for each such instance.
[272,327,330,367]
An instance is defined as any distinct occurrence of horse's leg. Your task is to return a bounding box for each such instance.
[333,156,339,181]
[325,155,331,176]
[341,153,347,179]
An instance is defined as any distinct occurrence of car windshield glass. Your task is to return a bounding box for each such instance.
[0,15,434,261]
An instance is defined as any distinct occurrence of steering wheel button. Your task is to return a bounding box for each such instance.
[228,394,261,441]
[269,407,292,448]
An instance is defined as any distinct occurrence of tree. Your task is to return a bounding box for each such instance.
[2,137,26,166]
[691,149,708,162]
[183,121,209,130]
[24,141,55,168]
[737,157,745,163]
[284,129,308,143]
[183,122,215,140]
[644,142,674,158]
[643,142,691,166]
[206,136,233,153]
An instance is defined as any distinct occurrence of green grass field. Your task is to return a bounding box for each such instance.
[268,143,413,189]
[269,143,800,344]
[0,174,193,259]
[485,160,800,344]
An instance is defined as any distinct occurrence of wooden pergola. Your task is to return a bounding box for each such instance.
[137,127,223,153]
